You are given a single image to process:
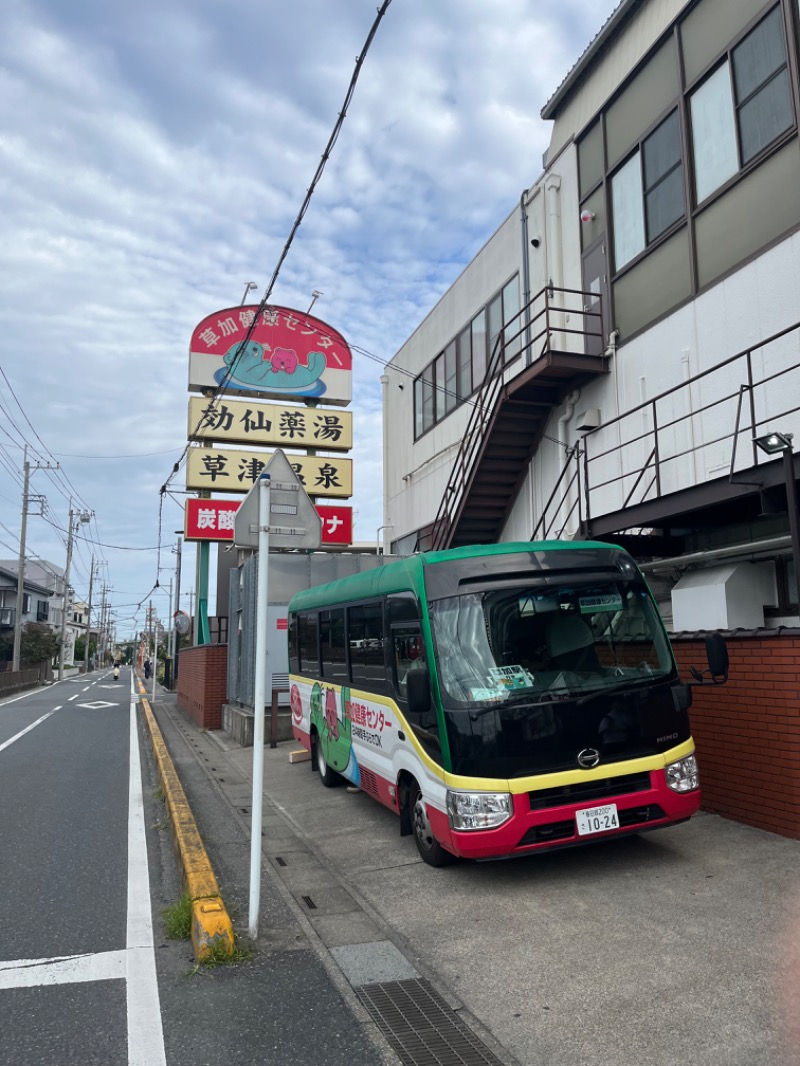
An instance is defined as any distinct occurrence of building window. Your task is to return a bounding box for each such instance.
[412,275,520,439]
[612,109,684,270]
[443,340,457,415]
[502,276,521,360]
[690,6,793,204]
[37,600,49,622]
[413,365,436,438]
[456,326,472,400]
[471,309,487,387]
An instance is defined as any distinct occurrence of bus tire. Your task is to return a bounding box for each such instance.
[313,732,339,788]
[410,782,455,867]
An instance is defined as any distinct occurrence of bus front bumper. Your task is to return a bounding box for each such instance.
[429,772,701,861]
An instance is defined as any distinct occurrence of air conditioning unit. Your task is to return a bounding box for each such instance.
[0,607,15,626]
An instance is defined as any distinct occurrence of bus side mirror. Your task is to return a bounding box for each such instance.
[688,632,729,685]
[705,632,728,682]
[406,666,431,717]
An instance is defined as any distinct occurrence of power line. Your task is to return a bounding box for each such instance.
[161,0,394,497]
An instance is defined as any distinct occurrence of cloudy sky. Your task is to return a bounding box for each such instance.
[0,0,617,640]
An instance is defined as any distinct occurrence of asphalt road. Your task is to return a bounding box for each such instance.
[0,669,149,1066]
[0,673,393,1066]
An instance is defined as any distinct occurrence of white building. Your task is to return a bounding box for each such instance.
[383,0,800,632]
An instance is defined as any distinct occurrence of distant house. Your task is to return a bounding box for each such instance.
[0,562,59,655]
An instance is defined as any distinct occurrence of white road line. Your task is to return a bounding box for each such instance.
[0,950,127,990]
[126,694,166,1066]
[68,694,79,701]
[0,709,60,754]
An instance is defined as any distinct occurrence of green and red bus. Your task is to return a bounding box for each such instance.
[288,541,726,866]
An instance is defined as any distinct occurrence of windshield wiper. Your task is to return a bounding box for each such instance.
[576,675,670,707]
[468,691,568,718]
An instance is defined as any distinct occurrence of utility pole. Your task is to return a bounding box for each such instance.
[12,447,59,672]
[12,449,30,672]
[173,536,182,684]
[99,585,108,666]
[83,557,95,674]
[58,508,91,682]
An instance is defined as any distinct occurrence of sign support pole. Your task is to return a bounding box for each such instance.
[248,472,271,938]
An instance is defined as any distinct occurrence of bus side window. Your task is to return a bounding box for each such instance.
[288,615,299,673]
[348,602,386,691]
[320,608,347,682]
[298,612,319,677]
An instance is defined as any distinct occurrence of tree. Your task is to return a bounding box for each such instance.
[20,622,60,665]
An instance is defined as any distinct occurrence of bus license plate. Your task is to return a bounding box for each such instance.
[575,803,620,837]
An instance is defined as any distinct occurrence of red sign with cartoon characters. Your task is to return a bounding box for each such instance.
[188,304,352,406]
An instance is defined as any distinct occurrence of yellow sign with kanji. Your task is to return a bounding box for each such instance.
[186,447,352,498]
[187,397,352,451]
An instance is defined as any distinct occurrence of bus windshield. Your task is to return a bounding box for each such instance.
[429,578,674,707]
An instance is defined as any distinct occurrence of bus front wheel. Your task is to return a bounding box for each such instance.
[313,732,338,788]
[411,783,454,867]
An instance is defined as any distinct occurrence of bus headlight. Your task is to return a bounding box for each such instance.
[665,753,699,793]
[446,790,512,830]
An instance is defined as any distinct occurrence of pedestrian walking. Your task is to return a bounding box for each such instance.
[144,658,151,680]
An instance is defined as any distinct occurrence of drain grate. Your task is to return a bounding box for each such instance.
[358,978,505,1066]
[301,895,317,910]
[275,856,287,867]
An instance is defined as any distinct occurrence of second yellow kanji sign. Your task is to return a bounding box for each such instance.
[186,448,352,498]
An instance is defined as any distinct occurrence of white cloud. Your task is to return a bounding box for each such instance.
[0,0,617,633]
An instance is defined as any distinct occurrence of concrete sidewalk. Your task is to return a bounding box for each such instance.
[145,686,402,1066]
[150,687,800,1066]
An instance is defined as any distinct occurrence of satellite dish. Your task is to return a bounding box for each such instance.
[174,610,191,635]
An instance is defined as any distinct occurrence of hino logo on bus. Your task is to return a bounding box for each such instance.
[577,748,601,768]
[657,732,679,744]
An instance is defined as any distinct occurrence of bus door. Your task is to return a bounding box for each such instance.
[390,623,443,765]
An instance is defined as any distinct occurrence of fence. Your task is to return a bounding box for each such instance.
[0,661,52,697]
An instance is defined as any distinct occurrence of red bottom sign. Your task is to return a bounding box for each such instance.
[185,498,353,545]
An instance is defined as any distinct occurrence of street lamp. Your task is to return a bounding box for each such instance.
[754,431,800,605]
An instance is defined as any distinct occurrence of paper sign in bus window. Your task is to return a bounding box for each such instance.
[488,665,535,690]
[579,593,623,614]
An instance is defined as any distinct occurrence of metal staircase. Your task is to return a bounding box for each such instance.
[426,284,608,551]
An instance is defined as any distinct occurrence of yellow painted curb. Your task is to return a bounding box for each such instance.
[140,695,235,961]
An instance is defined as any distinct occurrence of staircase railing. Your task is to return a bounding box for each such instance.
[427,284,603,551]
[531,445,583,541]
[558,319,800,536]
[428,329,508,551]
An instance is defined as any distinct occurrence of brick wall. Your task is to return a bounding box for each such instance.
[176,645,228,730]
[673,633,800,841]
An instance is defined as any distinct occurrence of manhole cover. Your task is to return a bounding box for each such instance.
[358,978,505,1066]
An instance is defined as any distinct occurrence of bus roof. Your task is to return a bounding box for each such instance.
[287,539,622,613]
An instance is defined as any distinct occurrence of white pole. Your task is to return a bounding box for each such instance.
[248,472,271,938]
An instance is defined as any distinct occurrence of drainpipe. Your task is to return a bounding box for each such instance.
[520,189,532,361]
[558,389,581,536]
[545,176,564,336]
[381,373,391,545]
